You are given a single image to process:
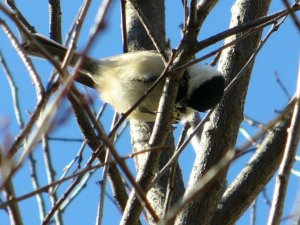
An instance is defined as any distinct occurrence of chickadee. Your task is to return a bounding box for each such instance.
[23,34,225,122]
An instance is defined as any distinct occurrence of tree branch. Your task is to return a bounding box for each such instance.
[267,62,300,225]
[212,114,292,225]
[175,1,272,224]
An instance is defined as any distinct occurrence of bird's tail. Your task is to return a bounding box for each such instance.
[22,33,97,88]
[22,33,69,60]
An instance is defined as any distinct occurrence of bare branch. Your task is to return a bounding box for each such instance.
[3,0,36,33]
[175,1,273,224]
[160,150,235,225]
[250,200,257,225]
[196,0,219,26]
[267,62,300,225]
[127,0,169,61]
[211,113,292,225]
[48,0,62,42]
[0,51,24,128]
[120,0,128,53]
[274,70,292,100]
[195,5,300,53]
[28,153,46,222]
[0,1,298,224]
[0,18,45,100]
[42,137,63,225]
[2,181,23,225]
[281,0,300,32]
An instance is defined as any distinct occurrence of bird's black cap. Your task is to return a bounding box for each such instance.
[187,76,225,112]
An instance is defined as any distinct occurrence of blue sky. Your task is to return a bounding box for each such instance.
[0,1,299,225]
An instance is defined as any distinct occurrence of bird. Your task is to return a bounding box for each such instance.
[22,33,225,122]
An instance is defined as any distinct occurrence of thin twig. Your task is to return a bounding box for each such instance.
[267,62,300,225]
[239,127,260,149]
[48,0,62,43]
[244,115,269,130]
[171,27,256,73]
[44,107,108,221]
[3,0,36,33]
[0,0,108,198]
[181,0,188,34]
[2,76,75,191]
[0,19,45,100]
[83,96,161,222]
[250,200,257,225]
[47,137,84,142]
[0,82,59,190]
[262,187,272,207]
[0,146,168,209]
[120,0,128,53]
[281,0,300,32]
[42,137,63,225]
[59,169,95,210]
[52,103,108,194]
[237,97,296,152]
[196,0,219,27]
[95,112,119,225]
[162,123,190,217]
[0,2,72,159]
[1,45,44,224]
[60,0,92,71]
[0,50,24,128]
[127,0,169,61]
[274,70,292,100]
[0,162,105,209]
[95,155,109,225]
[28,153,46,222]
[159,150,235,225]
[2,181,24,225]
[188,0,197,26]
[195,5,300,52]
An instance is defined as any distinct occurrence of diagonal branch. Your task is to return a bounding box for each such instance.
[195,4,300,53]
[211,106,294,225]
[174,1,273,225]
[120,1,220,224]
[267,62,300,225]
